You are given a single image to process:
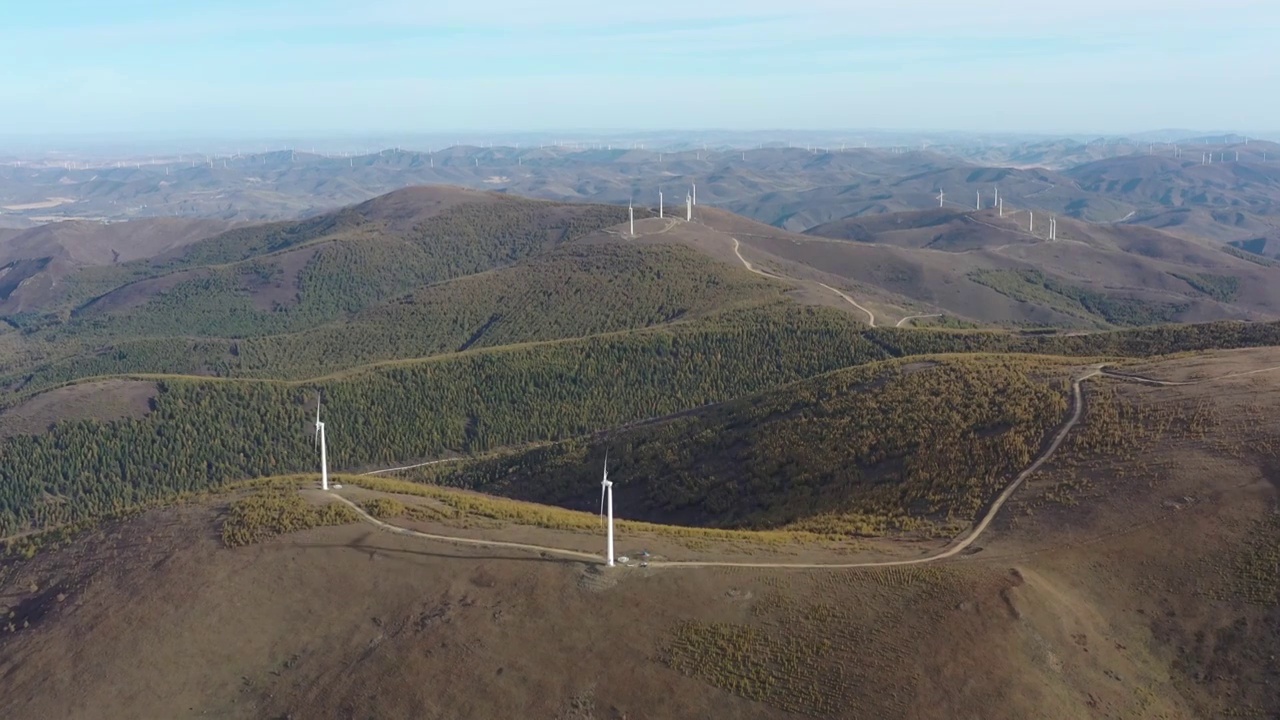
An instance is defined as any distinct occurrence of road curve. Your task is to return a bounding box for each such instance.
[649,368,1099,569]
[815,283,877,328]
[328,493,602,563]
[895,314,942,328]
[729,237,878,327]
[729,236,782,279]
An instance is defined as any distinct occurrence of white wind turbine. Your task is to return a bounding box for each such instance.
[599,453,615,567]
[315,394,329,491]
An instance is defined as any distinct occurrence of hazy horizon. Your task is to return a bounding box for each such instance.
[2,129,1277,158]
[4,1,1278,138]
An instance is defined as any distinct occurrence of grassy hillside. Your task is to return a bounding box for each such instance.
[0,303,885,536]
[415,355,1070,535]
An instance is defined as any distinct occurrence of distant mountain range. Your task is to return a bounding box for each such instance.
[3,138,1279,261]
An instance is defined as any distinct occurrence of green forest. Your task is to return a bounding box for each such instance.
[0,303,885,536]
[4,187,1280,545]
[2,243,784,397]
[7,298,1280,538]
[58,200,635,340]
[415,356,1069,535]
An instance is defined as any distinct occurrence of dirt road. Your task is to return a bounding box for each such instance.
[895,314,942,328]
[648,366,1099,569]
[338,367,1101,569]
[329,493,602,563]
[729,236,878,327]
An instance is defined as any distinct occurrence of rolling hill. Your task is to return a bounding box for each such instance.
[4,347,1280,719]
[687,205,1280,328]
[0,217,233,314]
[7,185,1280,412]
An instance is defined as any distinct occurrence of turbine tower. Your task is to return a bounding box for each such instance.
[659,190,664,219]
[938,189,945,208]
[686,191,692,221]
[599,454,615,567]
[628,198,635,237]
[692,183,697,206]
[315,394,329,491]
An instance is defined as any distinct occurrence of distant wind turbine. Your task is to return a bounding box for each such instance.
[938,189,945,208]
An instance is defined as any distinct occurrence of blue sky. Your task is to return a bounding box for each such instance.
[1,0,1277,137]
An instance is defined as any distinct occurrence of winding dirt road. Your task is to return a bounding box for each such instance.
[729,237,878,327]
[895,314,942,328]
[647,366,1099,569]
[336,367,1103,569]
[330,493,602,563]
[815,282,877,328]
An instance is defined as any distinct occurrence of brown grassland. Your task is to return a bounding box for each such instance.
[0,348,1278,718]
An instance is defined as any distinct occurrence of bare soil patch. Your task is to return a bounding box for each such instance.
[0,379,157,438]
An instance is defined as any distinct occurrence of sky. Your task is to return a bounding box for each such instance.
[1,0,1278,138]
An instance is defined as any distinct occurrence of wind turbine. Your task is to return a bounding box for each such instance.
[686,190,692,221]
[938,189,945,208]
[659,190,664,218]
[315,394,329,491]
[628,198,635,237]
[599,453,615,567]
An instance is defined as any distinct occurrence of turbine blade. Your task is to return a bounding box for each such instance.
[599,485,606,526]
